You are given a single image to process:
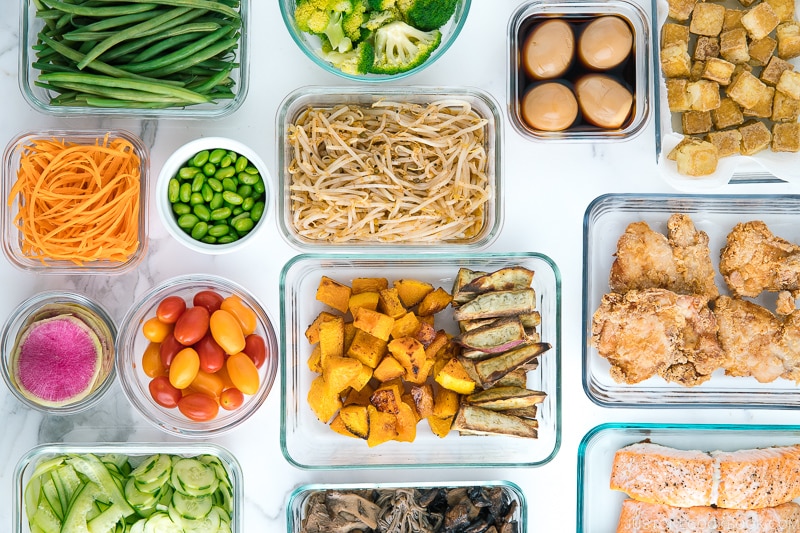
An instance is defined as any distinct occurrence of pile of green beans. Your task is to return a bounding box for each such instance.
[168,148,266,244]
[30,0,242,109]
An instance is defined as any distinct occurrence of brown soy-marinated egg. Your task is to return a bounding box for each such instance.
[522,19,575,80]
[578,16,633,70]
[575,74,633,129]
[521,82,579,132]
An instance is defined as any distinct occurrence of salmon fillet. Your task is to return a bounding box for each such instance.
[610,441,800,510]
[616,499,800,533]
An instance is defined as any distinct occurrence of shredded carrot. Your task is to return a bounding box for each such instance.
[9,134,142,266]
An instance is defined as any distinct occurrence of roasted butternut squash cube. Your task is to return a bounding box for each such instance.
[305,311,339,344]
[370,381,404,414]
[352,277,388,294]
[353,307,395,341]
[323,355,363,394]
[388,337,427,383]
[410,384,435,419]
[378,288,407,319]
[411,359,435,386]
[339,404,370,439]
[373,355,406,382]
[394,402,418,442]
[346,329,388,368]
[428,415,454,438]
[308,375,342,423]
[418,314,435,327]
[348,291,380,317]
[425,330,451,360]
[307,345,322,374]
[435,357,477,395]
[414,321,437,348]
[318,316,345,366]
[343,383,375,406]
[391,312,421,339]
[343,322,356,352]
[367,405,397,447]
[393,279,435,308]
[348,361,373,391]
[417,287,453,316]
[402,393,422,422]
[316,276,351,314]
[330,414,359,438]
[432,386,461,419]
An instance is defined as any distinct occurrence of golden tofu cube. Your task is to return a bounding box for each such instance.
[772,90,800,121]
[378,287,407,319]
[691,3,726,36]
[777,22,800,59]
[743,86,774,118]
[661,44,693,78]
[690,60,706,82]
[706,129,743,157]
[765,0,795,23]
[739,120,772,155]
[688,79,721,111]
[346,328,388,368]
[353,307,395,341]
[670,137,720,176]
[720,28,750,64]
[668,0,698,21]
[712,97,745,129]
[351,277,388,294]
[738,0,757,8]
[723,8,744,31]
[694,36,720,60]
[667,78,692,112]
[702,57,736,84]
[742,2,780,40]
[727,70,770,108]
[662,22,691,49]
[748,36,777,66]
[761,55,794,86]
[682,111,714,134]
[772,122,800,151]
[777,69,800,99]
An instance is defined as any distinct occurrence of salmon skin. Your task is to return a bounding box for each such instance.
[610,441,800,510]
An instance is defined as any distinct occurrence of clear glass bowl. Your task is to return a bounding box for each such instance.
[116,274,279,438]
[0,291,116,415]
[583,192,800,408]
[13,442,243,533]
[155,136,272,255]
[577,422,800,533]
[278,0,470,81]
[19,0,249,118]
[280,252,561,469]
[287,480,527,532]
[276,86,503,252]
[2,129,149,274]
[508,0,651,142]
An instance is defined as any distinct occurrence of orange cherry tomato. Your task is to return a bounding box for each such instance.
[169,347,200,389]
[188,370,224,398]
[226,352,260,395]
[220,295,257,336]
[149,376,182,408]
[194,332,225,374]
[142,316,173,343]
[243,334,267,369]
[178,392,219,421]
[142,342,167,378]
[173,306,210,345]
[156,295,186,324]
[210,309,246,355]
[219,388,244,410]
[193,290,224,314]
[215,364,236,390]
[160,333,183,368]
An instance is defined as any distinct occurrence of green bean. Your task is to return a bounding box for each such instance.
[41,0,160,17]
[104,0,239,20]
[65,10,166,35]
[38,72,209,104]
[41,80,189,103]
[98,21,216,61]
[122,26,234,73]
[136,38,238,77]
[130,30,212,63]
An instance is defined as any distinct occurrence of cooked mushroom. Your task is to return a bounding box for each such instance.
[301,491,380,533]
[376,488,443,533]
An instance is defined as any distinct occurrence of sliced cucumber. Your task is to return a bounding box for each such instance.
[171,492,213,520]
[61,481,105,533]
[86,501,129,533]
[142,512,182,533]
[131,454,172,492]
[170,505,222,533]
[40,478,62,521]
[171,459,218,497]
[125,477,160,516]
[31,500,61,533]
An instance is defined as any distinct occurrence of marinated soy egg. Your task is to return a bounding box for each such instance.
[522,19,575,80]
[578,16,633,70]
[521,82,579,132]
[575,74,633,129]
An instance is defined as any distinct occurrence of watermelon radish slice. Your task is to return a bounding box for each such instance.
[11,314,104,407]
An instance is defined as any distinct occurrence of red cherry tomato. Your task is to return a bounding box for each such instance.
[178,392,219,421]
[243,334,267,369]
[194,332,225,373]
[219,388,244,410]
[173,306,210,345]
[149,376,182,408]
[142,342,166,378]
[193,290,224,314]
[226,352,260,395]
[160,333,183,368]
[142,317,172,343]
[156,295,187,324]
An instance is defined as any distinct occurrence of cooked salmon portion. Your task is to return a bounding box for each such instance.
[616,499,800,533]
[715,446,800,509]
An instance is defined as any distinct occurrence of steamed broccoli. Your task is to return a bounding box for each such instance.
[294,0,357,52]
[342,0,368,42]
[367,0,396,10]
[397,0,458,30]
[361,8,399,31]
[321,40,375,75]
[370,20,441,74]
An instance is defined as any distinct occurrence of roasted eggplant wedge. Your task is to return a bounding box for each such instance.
[465,386,546,410]
[452,405,538,438]
[452,268,486,305]
[460,267,535,295]
[454,317,528,354]
[452,289,536,321]
[475,342,551,387]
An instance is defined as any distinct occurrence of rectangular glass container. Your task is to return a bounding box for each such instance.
[280,252,561,469]
[276,86,503,252]
[13,442,243,533]
[577,422,800,533]
[2,129,149,274]
[583,192,800,408]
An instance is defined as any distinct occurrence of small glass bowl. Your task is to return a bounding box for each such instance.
[116,274,279,438]
[276,86,503,252]
[508,0,650,142]
[19,0,249,118]
[278,0,470,81]
[13,442,243,533]
[155,137,271,255]
[0,291,116,414]
[1,129,149,274]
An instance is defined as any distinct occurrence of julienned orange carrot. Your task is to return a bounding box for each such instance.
[9,135,141,265]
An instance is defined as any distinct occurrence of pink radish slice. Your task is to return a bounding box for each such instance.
[12,315,102,407]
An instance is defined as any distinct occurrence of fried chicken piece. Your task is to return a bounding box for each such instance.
[591,288,726,386]
[777,291,797,316]
[719,221,800,298]
[609,214,719,300]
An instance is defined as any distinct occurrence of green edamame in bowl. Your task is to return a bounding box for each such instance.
[156,138,271,255]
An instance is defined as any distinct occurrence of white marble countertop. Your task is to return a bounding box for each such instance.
[3,1,800,532]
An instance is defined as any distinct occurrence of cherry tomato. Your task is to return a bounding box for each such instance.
[194,332,225,374]
[178,392,219,421]
[220,295,258,336]
[243,334,267,369]
[142,316,173,343]
[156,295,186,324]
[173,306,210,345]
[193,290,224,314]
[210,309,246,355]
[159,333,183,368]
[188,370,224,398]
[226,352,260,395]
[215,364,236,390]
[142,342,167,378]
[219,388,244,410]
[149,376,182,408]
[169,347,200,389]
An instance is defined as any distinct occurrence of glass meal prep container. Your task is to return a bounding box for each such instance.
[279,252,561,469]
[276,86,503,252]
[583,192,800,408]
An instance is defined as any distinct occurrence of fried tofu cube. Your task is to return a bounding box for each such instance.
[772,122,800,151]
[738,0,757,8]
[727,70,770,108]
[667,78,692,112]
[694,36,720,60]
[670,137,720,176]
[661,44,693,78]
[777,69,800,99]
[741,3,780,40]
[703,57,736,84]
[748,36,777,66]
[743,85,774,117]
[691,3,726,36]
[663,22,691,49]
[682,111,714,134]
[690,60,706,81]
[739,120,772,155]
[765,0,795,22]
[712,97,745,128]
[316,276,351,314]
[761,55,794,85]
[724,8,745,31]
[772,90,800,121]
[706,129,743,157]
[668,0,698,21]
[687,79,721,111]
[720,28,750,63]
[777,22,800,59]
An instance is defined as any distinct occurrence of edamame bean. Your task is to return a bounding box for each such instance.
[179,166,198,180]
[200,235,217,244]
[232,207,244,216]
[208,148,226,164]
[193,204,211,221]
[222,177,236,192]
[216,234,238,244]
[172,202,191,216]
[179,182,191,203]
[210,192,224,210]
[215,166,236,180]
[191,174,204,192]
[251,201,265,221]
[253,178,265,195]
[168,178,180,203]
[208,224,230,237]
[211,207,231,220]
[233,217,254,234]
[190,192,204,206]
[242,197,254,211]
[222,191,243,205]
[177,213,199,231]
[201,184,213,203]
[237,184,252,198]
[191,221,209,240]
[192,150,209,167]
[235,156,248,173]
[202,162,216,176]
[220,155,232,168]
[207,177,223,192]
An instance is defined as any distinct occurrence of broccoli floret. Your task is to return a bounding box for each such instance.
[361,8,400,31]
[295,0,331,33]
[367,0,396,10]
[370,20,441,74]
[322,40,375,75]
[342,0,368,42]
[294,0,357,52]
[397,0,458,30]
